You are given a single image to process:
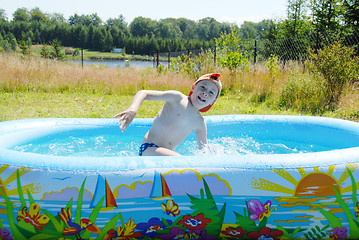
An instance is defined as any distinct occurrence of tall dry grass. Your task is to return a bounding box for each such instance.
[1,52,358,121]
[0,53,195,95]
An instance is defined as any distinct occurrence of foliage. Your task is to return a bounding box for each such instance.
[18,39,31,55]
[264,54,281,81]
[303,225,330,240]
[305,40,359,106]
[315,167,359,239]
[167,49,217,79]
[310,0,344,32]
[0,32,17,52]
[286,0,309,37]
[215,27,250,72]
[0,7,232,55]
[279,70,327,114]
[40,40,65,60]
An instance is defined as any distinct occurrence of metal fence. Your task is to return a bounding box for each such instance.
[154,30,359,67]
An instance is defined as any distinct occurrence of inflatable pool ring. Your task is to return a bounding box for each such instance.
[0,115,359,239]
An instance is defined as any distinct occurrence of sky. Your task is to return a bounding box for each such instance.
[0,0,288,26]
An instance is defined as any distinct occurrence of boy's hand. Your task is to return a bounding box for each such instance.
[113,110,136,132]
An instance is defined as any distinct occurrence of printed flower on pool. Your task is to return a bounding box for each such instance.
[354,202,359,217]
[221,226,248,238]
[104,218,142,240]
[327,226,348,240]
[248,199,277,222]
[136,217,173,238]
[159,227,215,240]
[178,213,212,230]
[0,227,13,240]
[17,203,49,230]
[247,227,283,240]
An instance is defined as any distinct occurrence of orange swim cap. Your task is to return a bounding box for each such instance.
[188,73,222,112]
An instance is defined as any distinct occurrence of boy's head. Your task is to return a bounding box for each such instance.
[188,73,222,112]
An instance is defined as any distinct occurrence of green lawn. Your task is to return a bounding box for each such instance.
[0,91,300,122]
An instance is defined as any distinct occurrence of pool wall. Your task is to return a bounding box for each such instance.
[0,115,359,239]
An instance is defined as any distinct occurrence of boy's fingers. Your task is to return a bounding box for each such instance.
[120,120,127,132]
[116,115,126,124]
[113,112,125,118]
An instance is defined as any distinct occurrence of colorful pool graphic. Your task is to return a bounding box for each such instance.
[0,115,358,239]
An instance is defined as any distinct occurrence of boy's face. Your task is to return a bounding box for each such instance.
[190,80,219,109]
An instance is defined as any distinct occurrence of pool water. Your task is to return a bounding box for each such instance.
[11,119,355,157]
[13,134,324,157]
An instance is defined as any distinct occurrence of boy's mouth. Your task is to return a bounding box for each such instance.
[198,96,206,102]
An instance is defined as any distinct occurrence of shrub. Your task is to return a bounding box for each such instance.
[305,41,359,106]
[264,54,281,81]
[215,27,250,72]
[279,70,327,114]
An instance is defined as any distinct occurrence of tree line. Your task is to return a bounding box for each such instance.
[0,0,358,56]
[0,8,233,55]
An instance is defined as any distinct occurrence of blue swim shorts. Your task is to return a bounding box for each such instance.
[139,143,159,156]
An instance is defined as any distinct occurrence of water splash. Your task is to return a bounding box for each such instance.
[12,135,324,157]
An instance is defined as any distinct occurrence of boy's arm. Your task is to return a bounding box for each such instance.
[196,119,208,150]
[114,90,183,132]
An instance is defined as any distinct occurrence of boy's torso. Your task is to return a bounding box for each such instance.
[143,96,203,150]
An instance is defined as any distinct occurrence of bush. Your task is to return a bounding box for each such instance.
[279,70,327,114]
[305,41,359,106]
[215,27,250,72]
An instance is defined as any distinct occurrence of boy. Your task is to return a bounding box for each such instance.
[114,73,222,156]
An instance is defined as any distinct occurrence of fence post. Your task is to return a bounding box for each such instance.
[254,40,257,64]
[156,49,159,68]
[315,30,319,54]
[214,46,216,65]
[81,49,84,68]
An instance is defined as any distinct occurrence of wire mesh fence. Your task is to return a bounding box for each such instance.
[154,30,359,67]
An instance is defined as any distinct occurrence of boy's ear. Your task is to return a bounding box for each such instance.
[188,83,196,96]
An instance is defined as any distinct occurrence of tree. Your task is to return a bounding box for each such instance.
[0,9,7,21]
[343,0,359,30]
[129,17,156,38]
[86,25,94,49]
[156,21,172,39]
[88,13,102,26]
[68,13,102,26]
[12,8,30,22]
[160,18,183,39]
[215,27,250,72]
[34,28,41,44]
[106,15,127,31]
[92,26,106,51]
[70,25,87,48]
[310,0,343,32]
[49,13,66,23]
[239,21,260,39]
[104,31,113,51]
[30,7,49,23]
[176,18,196,39]
[286,0,309,36]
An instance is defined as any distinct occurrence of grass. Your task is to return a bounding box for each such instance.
[0,91,300,121]
[31,44,154,61]
[1,52,358,122]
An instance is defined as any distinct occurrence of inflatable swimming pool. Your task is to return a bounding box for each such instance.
[0,115,359,239]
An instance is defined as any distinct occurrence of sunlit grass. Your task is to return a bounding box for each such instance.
[1,53,358,122]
